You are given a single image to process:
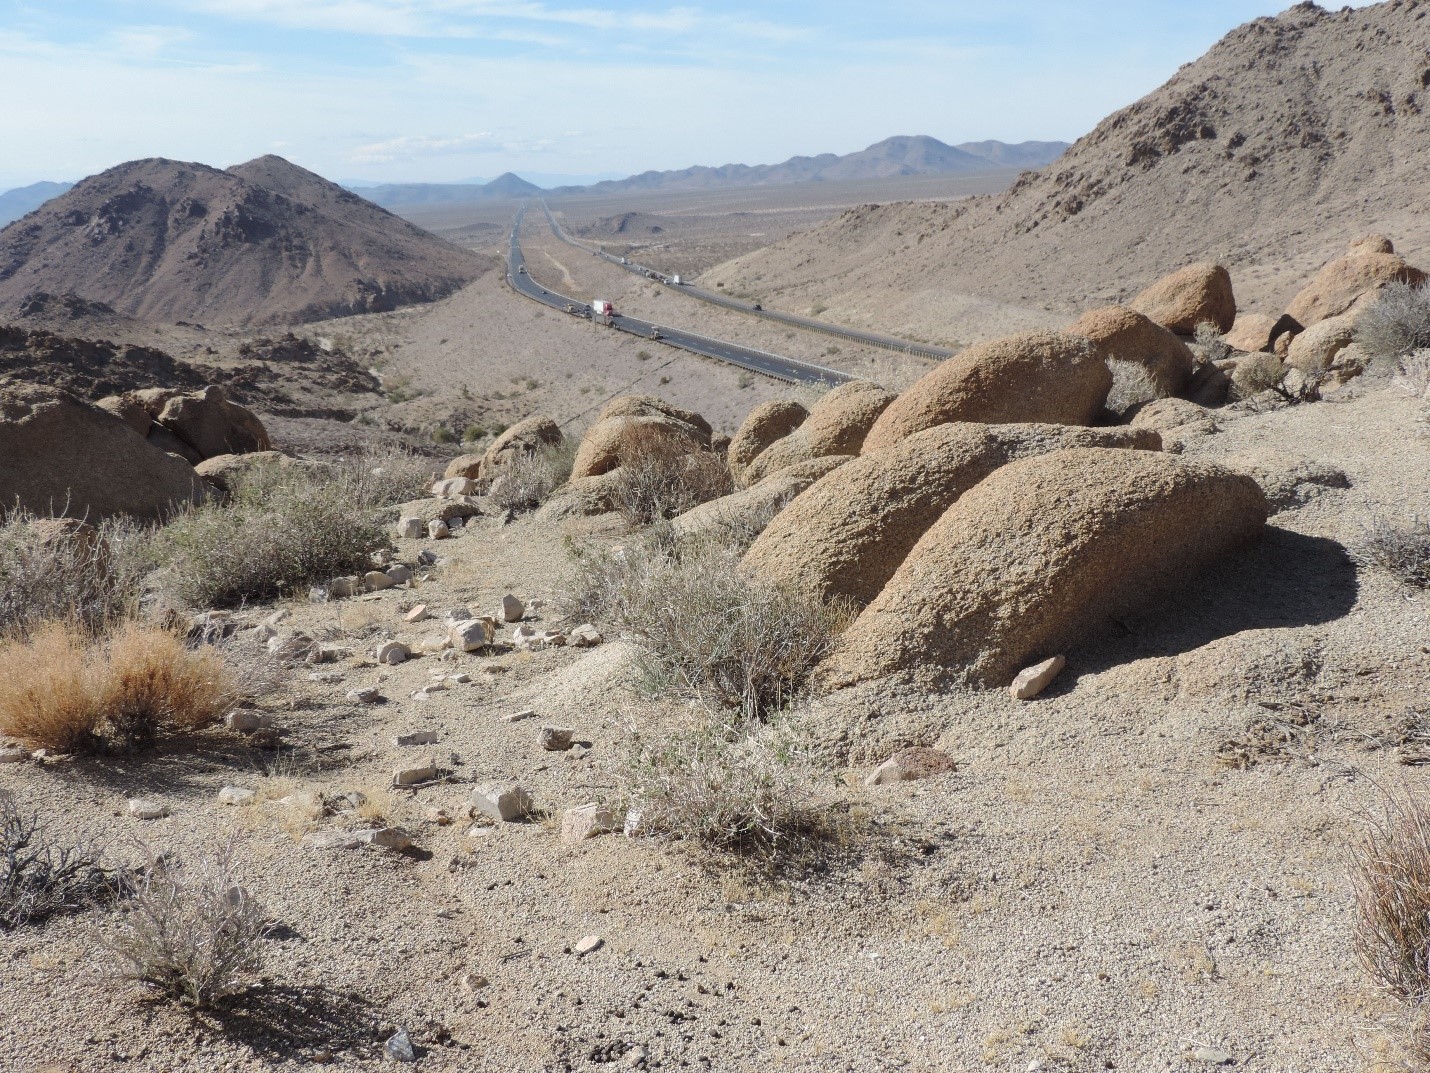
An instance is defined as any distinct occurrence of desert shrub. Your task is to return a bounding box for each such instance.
[1356,515,1430,589]
[1353,792,1430,1005]
[488,441,577,515]
[566,533,846,719]
[1194,320,1231,363]
[1106,359,1166,417]
[609,425,734,527]
[103,839,268,1007]
[1393,350,1430,402]
[0,511,156,637]
[0,621,237,752]
[336,443,438,507]
[159,463,387,608]
[0,790,108,929]
[1230,351,1289,400]
[1356,281,1430,361]
[620,705,835,860]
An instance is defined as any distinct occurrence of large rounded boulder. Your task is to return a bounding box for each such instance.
[1223,312,1279,354]
[479,414,563,476]
[861,332,1111,453]
[727,400,808,483]
[571,396,711,479]
[671,456,847,544]
[1285,314,1357,374]
[744,423,1162,610]
[0,384,208,521]
[741,381,895,485]
[820,447,1267,689]
[1285,240,1425,326]
[1129,262,1236,334]
[1066,305,1195,395]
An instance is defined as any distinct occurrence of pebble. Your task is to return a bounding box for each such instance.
[500,594,525,622]
[569,623,602,647]
[395,731,439,747]
[459,971,489,993]
[405,604,430,623]
[503,709,538,724]
[626,1046,648,1067]
[417,549,440,565]
[346,686,383,704]
[573,935,603,956]
[375,640,410,666]
[1009,654,1066,700]
[448,618,495,652]
[561,803,618,844]
[217,786,256,806]
[309,671,344,683]
[471,784,532,822]
[385,1030,417,1063]
[444,607,473,623]
[428,520,451,540]
[540,725,575,751]
[1193,1047,1233,1065]
[393,759,439,787]
[397,517,425,540]
[128,798,170,820]
[358,827,412,851]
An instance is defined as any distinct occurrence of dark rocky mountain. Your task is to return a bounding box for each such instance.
[0,181,74,227]
[0,156,487,326]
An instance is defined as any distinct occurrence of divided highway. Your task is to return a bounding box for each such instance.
[538,200,953,361]
[505,207,850,386]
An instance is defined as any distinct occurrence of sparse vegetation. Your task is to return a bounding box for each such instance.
[0,510,155,637]
[1356,515,1430,589]
[1356,281,1430,361]
[637,350,652,362]
[0,790,108,930]
[103,839,269,1007]
[1393,350,1430,402]
[737,372,754,389]
[1106,358,1165,417]
[608,425,734,527]
[1231,351,1289,400]
[1194,320,1231,362]
[336,444,437,507]
[488,441,577,515]
[0,620,237,752]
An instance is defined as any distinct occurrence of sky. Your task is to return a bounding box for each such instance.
[0,1,1349,189]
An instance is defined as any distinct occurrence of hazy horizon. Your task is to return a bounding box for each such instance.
[0,1,1377,190]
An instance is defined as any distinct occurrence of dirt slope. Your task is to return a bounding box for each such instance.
[704,0,1430,343]
[0,156,487,327]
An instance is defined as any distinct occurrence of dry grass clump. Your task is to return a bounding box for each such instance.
[609,425,734,527]
[0,790,108,930]
[0,621,237,752]
[1356,281,1430,361]
[1193,320,1232,362]
[336,443,439,507]
[1105,359,1166,418]
[1393,350,1430,402]
[0,510,155,636]
[620,704,838,862]
[1356,515,1430,589]
[158,461,387,608]
[103,839,268,1007]
[566,531,846,719]
[488,441,577,515]
[1231,351,1290,400]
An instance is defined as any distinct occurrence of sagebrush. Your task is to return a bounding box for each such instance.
[609,424,734,526]
[1356,515,1430,589]
[1356,281,1430,361]
[1353,792,1430,1005]
[0,790,108,930]
[103,839,268,1007]
[0,621,237,751]
[488,441,577,514]
[1393,351,1430,402]
[1105,359,1165,418]
[1193,320,1231,363]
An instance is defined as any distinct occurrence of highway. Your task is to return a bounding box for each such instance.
[537,199,953,361]
[504,206,851,387]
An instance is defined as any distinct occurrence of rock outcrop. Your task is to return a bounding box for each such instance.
[570,396,712,480]
[1129,263,1236,334]
[861,332,1111,453]
[727,400,807,483]
[478,415,563,476]
[744,423,1162,609]
[820,447,1267,688]
[1067,305,1195,395]
[741,381,895,485]
[671,456,847,544]
[1285,239,1425,326]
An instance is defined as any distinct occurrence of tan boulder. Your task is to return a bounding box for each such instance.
[1285,314,1356,374]
[596,394,713,436]
[154,385,271,460]
[570,397,712,479]
[1349,234,1394,255]
[194,450,296,493]
[479,415,563,476]
[1223,313,1278,353]
[1285,242,1425,326]
[820,447,1267,689]
[533,472,625,521]
[0,384,208,522]
[1129,262,1236,334]
[862,332,1111,453]
[742,381,896,485]
[727,400,808,482]
[443,453,484,480]
[671,456,846,544]
[1129,398,1219,438]
[1066,305,1195,395]
[744,422,1161,610]
[95,394,153,437]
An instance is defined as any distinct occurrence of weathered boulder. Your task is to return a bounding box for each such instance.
[1129,398,1219,441]
[194,451,297,493]
[156,385,271,460]
[1285,241,1425,326]
[820,448,1267,689]
[0,384,208,521]
[480,415,563,476]
[744,422,1161,610]
[533,472,624,521]
[1349,233,1395,255]
[742,381,896,485]
[570,397,712,480]
[95,394,153,437]
[442,453,484,480]
[671,456,847,544]
[596,395,712,436]
[1285,314,1357,374]
[861,332,1111,453]
[1224,312,1279,353]
[1129,262,1236,334]
[727,400,808,483]
[1066,305,1195,395]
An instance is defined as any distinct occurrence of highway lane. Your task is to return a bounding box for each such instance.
[538,199,954,361]
[505,207,850,386]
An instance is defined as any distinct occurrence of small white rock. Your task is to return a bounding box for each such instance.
[375,640,410,665]
[448,618,495,652]
[428,519,451,540]
[540,726,575,751]
[573,934,603,956]
[503,709,537,723]
[357,827,412,851]
[393,759,438,787]
[346,686,383,704]
[397,516,425,540]
[128,798,170,820]
[405,603,430,623]
[217,786,257,806]
[471,784,533,822]
[1009,654,1066,701]
[500,594,524,623]
[395,731,439,746]
[569,623,602,648]
[387,564,413,585]
[561,803,618,844]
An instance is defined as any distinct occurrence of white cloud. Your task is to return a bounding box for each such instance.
[350,132,514,163]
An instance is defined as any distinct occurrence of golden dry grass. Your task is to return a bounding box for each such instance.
[0,621,237,751]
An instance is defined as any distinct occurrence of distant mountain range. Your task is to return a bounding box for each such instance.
[353,136,1070,210]
[0,181,75,226]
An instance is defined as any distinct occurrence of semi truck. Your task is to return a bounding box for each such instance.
[670,274,683,286]
[591,299,614,317]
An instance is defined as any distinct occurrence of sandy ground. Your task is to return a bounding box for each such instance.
[1,368,1427,1072]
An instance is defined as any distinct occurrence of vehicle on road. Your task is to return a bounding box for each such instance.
[591,299,614,317]
[650,327,662,340]
[753,302,762,311]
[671,274,683,285]
[518,265,526,274]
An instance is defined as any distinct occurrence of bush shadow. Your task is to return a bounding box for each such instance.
[197,983,378,1061]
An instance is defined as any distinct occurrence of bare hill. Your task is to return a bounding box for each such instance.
[0,156,487,327]
[704,1,1430,343]
[361,172,542,210]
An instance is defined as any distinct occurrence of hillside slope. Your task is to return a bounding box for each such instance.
[704,1,1430,344]
[0,181,74,227]
[0,157,487,327]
